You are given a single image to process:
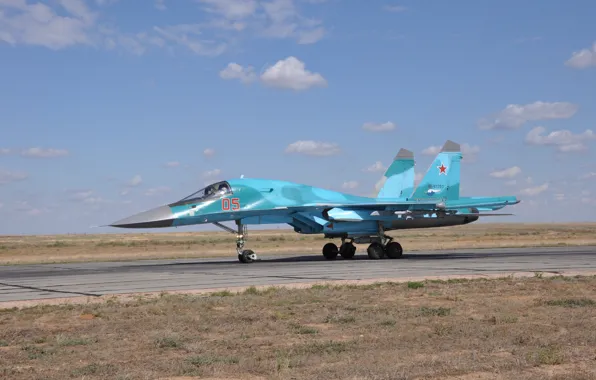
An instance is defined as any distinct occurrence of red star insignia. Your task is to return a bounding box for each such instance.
[438,163,447,175]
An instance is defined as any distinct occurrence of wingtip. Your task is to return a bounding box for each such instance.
[440,140,460,153]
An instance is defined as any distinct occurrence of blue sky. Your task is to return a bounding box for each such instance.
[1,0,596,235]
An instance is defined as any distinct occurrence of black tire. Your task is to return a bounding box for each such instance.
[385,242,403,259]
[322,243,339,260]
[238,249,255,263]
[340,243,356,259]
[367,242,385,260]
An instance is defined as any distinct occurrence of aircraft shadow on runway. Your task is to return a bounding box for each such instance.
[141,247,596,268]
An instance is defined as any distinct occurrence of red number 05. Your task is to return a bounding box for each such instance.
[222,198,240,211]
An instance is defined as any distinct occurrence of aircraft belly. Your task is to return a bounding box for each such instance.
[322,221,378,235]
[386,215,478,230]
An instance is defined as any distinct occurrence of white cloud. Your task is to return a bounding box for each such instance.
[362,121,395,132]
[565,42,596,69]
[259,0,326,44]
[525,126,596,153]
[195,0,326,45]
[145,186,171,196]
[505,180,517,186]
[20,147,69,158]
[374,177,386,192]
[203,168,221,178]
[155,0,166,11]
[68,189,107,205]
[153,24,227,56]
[0,0,96,50]
[203,148,215,157]
[0,168,28,185]
[477,101,579,130]
[219,63,257,84]
[383,5,408,12]
[260,56,327,91]
[14,200,49,216]
[520,183,548,196]
[0,148,10,155]
[164,161,180,168]
[127,175,142,187]
[490,166,521,179]
[285,140,340,156]
[364,161,386,172]
[554,193,565,201]
[198,0,258,20]
[581,172,596,180]
[341,180,358,190]
[2,0,328,56]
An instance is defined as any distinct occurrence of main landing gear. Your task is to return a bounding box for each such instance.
[322,223,403,261]
[321,238,403,260]
[322,238,357,260]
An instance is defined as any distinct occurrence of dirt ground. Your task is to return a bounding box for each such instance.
[1,223,596,265]
[1,275,595,379]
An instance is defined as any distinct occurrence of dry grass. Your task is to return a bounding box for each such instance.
[1,275,596,379]
[1,223,596,265]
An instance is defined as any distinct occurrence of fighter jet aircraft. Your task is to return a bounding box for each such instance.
[110,140,520,263]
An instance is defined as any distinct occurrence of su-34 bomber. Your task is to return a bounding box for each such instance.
[109,141,520,263]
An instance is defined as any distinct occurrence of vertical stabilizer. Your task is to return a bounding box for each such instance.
[377,148,415,199]
[409,140,462,201]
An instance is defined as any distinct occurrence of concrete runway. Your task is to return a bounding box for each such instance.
[1,246,596,305]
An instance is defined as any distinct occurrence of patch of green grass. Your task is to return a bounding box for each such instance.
[528,345,565,366]
[56,334,94,347]
[290,323,318,335]
[418,307,451,317]
[21,345,52,360]
[542,298,596,308]
[154,336,181,349]
[325,314,356,324]
[294,340,353,355]
[211,290,234,297]
[407,281,424,289]
[71,363,118,377]
[187,355,239,366]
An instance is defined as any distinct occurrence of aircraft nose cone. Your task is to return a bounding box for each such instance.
[110,205,174,228]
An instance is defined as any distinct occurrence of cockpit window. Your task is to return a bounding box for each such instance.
[172,181,232,205]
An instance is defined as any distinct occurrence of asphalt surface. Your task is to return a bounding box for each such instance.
[1,246,595,304]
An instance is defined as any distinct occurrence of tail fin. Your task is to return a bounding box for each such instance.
[377,148,415,199]
[409,140,462,201]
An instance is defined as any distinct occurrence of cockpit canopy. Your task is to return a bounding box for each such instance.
[171,181,232,206]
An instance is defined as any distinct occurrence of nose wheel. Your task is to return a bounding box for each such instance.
[238,249,257,263]
[212,221,259,263]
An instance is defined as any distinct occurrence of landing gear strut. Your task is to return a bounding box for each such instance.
[366,223,403,260]
[235,222,257,263]
[212,221,258,263]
